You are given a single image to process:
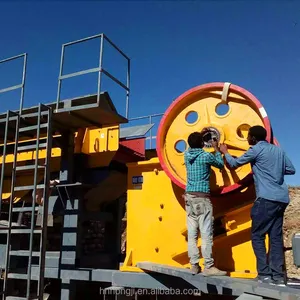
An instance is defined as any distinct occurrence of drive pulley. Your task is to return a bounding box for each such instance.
[156,82,272,195]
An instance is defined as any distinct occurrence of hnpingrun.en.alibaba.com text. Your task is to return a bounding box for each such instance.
[100,288,200,296]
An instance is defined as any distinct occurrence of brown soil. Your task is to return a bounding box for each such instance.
[284,186,300,279]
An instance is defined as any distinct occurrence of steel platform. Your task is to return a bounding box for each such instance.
[1,259,299,300]
[135,262,300,300]
[0,92,127,143]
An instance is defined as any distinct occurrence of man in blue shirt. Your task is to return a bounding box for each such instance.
[184,131,226,276]
[220,125,296,285]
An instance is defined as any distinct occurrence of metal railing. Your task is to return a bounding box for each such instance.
[56,33,130,118]
[129,113,164,149]
[0,53,28,213]
[0,53,27,113]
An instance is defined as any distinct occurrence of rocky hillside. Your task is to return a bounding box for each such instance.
[284,186,300,278]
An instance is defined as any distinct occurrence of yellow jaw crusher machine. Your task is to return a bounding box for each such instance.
[0,34,299,300]
[123,82,275,276]
[121,82,300,299]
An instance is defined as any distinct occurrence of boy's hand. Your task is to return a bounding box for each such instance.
[219,144,228,154]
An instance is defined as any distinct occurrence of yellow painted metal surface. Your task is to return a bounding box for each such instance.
[0,124,120,203]
[0,148,61,166]
[0,150,61,203]
[80,125,119,168]
[122,83,273,278]
[122,157,266,279]
[81,125,119,154]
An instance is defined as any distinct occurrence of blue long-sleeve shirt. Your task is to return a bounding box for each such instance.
[184,148,224,194]
[224,141,296,203]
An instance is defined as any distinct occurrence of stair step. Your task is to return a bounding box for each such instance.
[10,250,40,257]
[7,273,29,280]
[0,228,42,234]
[17,143,47,152]
[19,123,48,132]
[0,221,27,228]
[12,207,40,213]
[14,184,45,192]
[6,297,29,300]
[6,294,49,300]
[6,229,42,234]
[16,165,45,171]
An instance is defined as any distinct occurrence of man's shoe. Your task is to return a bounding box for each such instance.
[190,264,201,274]
[255,276,274,284]
[271,278,286,287]
[202,266,227,276]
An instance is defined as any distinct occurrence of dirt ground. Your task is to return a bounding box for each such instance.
[284,186,300,279]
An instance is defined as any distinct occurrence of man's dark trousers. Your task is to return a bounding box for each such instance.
[251,197,287,280]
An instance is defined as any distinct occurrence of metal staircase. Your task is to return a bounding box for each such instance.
[0,54,53,300]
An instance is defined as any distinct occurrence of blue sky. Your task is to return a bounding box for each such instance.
[0,1,299,186]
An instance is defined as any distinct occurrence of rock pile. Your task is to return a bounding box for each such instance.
[284,186,300,278]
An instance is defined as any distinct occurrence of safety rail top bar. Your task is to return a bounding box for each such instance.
[56,33,130,118]
[63,33,130,60]
[129,113,164,121]
[129,113,164,148]
[0,53,27,113]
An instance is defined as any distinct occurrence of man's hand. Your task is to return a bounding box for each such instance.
[219,143,228,154]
